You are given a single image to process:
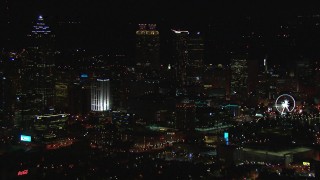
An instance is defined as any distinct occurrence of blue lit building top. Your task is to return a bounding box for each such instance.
[31,15,51,36]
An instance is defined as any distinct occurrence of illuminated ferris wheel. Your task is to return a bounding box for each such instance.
[275,94,296,115]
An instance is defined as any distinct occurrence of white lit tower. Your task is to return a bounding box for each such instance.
[263,55,268,73]
[91,79,111,111]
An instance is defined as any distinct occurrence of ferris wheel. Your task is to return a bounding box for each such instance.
[275,94,296,115]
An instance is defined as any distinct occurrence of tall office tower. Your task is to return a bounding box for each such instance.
[0,72,13,126]
[186,32,204,85]
[69,82,91,115]
[263,55,268,73]
[175,100,196,131]
[172,30,189,95]
[20,15,56,112]
[31,15,52,38]
[203,64,229,99]
[187,32,204,65]
[136,24,160,68]
[91,79,111,112]
[0,72,6,113]
[294,60,316,96]
[230,58,248,98]
[55,82,69,112]
[296,60,313,81]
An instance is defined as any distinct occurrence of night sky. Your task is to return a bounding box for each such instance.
[2,1,320,64]
[5,1,318,22]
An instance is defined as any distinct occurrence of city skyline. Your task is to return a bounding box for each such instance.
[2,2,320,66]
[1,2,320,179]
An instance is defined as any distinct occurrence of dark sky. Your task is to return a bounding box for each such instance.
[2,1,320,65]
[5,1,319,23]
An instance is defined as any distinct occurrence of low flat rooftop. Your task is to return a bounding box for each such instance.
[243,147,312,157]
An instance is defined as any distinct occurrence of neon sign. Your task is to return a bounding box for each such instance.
[303,162,310,166]
[17,170,28,176]
[224,132,229,145]
[80,73,88,78]
[20,135,31,142]
[224,132,229,139]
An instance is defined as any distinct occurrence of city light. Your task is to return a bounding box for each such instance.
[17,170,28,176]
[20,135,31,142]
[1,3,320,179]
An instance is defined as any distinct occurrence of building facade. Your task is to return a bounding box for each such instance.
[230,58,248,98]
[91,79,111,111]
[136,24,160,68]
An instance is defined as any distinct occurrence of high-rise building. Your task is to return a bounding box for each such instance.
[187,32,204,66]
[136,24,160,67]
[203,64,229,99]
[295,60,314,87]
[18,15,56,112]
[91,79,111,111]
[230,58,248,98]
[263,55,268,73]
[68,80,91,115]
[55,82,69,112]
[0,72,13,126]
[172,30,189,95]
[247,60,259,94]
[31,15,51,35]
[175,99,196,131]
[186,32,205,85]
[0,72,7,112]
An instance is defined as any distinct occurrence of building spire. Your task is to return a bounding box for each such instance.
[31,15,51,37]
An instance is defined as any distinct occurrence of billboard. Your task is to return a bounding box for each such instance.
[224,132,229,139]
[17,170,28,176]
[20,135,31,142]
[224,132,229,145]
[80,73,88,78]
[303,162,310,166]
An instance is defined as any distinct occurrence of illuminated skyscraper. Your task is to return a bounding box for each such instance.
[136,24,160,67]
[172,30,189,93]
[91,79,111,111]
[28,15,55,50]
[31,15,51,36]
[0,72,13,126]
[230,58,248,97]
[186,32,204,85]
[0,73,6,112]
[18,15,56,112]
[263,55,268,73]
[187,32,204,67]
[175,99,196,131]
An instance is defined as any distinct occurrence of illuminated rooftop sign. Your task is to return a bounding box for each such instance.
[303,162,310,166]
[172,29,189,34]
[17,169,28,176]
[20,135,31,142]
[224,132,229,145]
[224,132,229,139]
[80,73,88,78]
[36,114,69,119]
